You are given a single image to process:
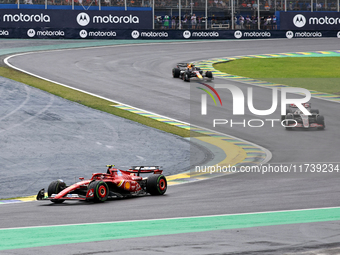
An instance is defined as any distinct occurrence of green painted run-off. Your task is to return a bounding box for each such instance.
[1,207,340,250]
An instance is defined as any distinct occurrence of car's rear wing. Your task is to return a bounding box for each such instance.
[177,63,188,68]
[127,166,163,175]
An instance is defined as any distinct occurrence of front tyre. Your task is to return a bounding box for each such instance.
[146,174,167,195]
[205,71,213,79]
[172,68,180,78]
[285,114,294,130]
[48,180,66,203]
[183,72,190,82]
[87,180,109,202]
[316,115,325,130]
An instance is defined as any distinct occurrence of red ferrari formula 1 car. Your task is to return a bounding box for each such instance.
[36,165,167,203]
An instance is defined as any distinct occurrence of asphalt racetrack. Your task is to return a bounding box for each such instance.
[2,38,340,254]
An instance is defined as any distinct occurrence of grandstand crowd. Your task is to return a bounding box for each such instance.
[7,0,338,11]
[3,0,337,30]
[154,14,278,29]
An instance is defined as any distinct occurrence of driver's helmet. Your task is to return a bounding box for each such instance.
[303,103,310,108]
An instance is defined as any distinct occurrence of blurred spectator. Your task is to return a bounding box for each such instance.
[316,2,322,10]
[252,2,258,9]
[272,15,277,29]
[163,15,170,29]
[289,1,293,10]
[171,16,176,29]
[182,15,188,29]
[191,13,197,29]
[331,1,336,10]
[264,0,270,9]
[197,16,202,29]
[239,15,244,29]
[264,15,271,29]
[246,15,251,29]
[251,15,257,29]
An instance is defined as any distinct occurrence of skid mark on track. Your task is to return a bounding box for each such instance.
[0,83,31,122]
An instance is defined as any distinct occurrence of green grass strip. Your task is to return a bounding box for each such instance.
[0,67,190,137]
[1,207,340,250]
[213,57,340,95]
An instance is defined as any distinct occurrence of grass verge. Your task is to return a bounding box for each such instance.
[0,67,190,137]
[213,57,340,95]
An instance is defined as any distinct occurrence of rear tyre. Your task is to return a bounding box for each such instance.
[172,68,180,78]
[316,115,325,130]
[206,71,213,79]
[48,180,66,203]
[146,174,167,195]
[87,180,109,202]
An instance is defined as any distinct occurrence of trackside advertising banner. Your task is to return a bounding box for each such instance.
[281,12,340,30]
[0,28,338,39]
[0,9,152,29]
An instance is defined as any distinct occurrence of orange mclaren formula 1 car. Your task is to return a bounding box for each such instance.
[36,165,167,203]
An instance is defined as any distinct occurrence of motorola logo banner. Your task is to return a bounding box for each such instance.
[293,14,306,28]
[131,30,139,39]
[183,30,191,39]
[77,12,90,26]
[80,29,88,38]
[286,30,294,39]
[27,28,35,37]
[234,30,242,39]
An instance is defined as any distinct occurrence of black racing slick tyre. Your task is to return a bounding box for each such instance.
[146,174,167,195]
[87,180,109,202]
[183,72,190,82]
[285,114,294,130]
[172,68,180,78]
[205,71,213,79]
[316,115,325,130]
[48,180,66,203]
